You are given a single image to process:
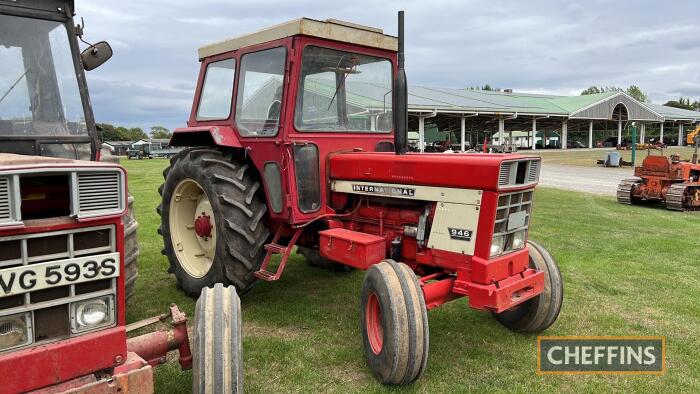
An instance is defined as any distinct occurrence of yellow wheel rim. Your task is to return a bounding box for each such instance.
[169,179,217,278]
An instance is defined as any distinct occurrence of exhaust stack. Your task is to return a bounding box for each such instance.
[393,11,408,155]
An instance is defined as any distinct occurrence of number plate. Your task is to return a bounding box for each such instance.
[0,252,120,298]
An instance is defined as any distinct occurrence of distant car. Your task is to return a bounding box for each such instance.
[603,137,630,148]
[567,140,586,149]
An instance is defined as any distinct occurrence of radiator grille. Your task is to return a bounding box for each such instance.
[77,172,121,215]
[0,226,117,353]
[498,159,541,189]
[494,190,533,253]
[0,178,9,222]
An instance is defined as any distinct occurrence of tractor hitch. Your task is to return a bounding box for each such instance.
[125,304,193,370]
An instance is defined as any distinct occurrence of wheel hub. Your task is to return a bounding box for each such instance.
[194,213,213,239]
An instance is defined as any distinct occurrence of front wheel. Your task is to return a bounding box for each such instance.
[492,240,563,332]
[361,260,428,385]
[193,284,243,393]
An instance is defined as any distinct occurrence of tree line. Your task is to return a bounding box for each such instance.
[97,123,173,141]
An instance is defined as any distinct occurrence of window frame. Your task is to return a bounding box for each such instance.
[293,44,394,134]
[195,58,237,121]
[234,46,288,138]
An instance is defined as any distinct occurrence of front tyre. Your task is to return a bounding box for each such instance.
[193,284,243,394]
[492,240,563,332]
[158,148,270,297]
[361,260,428,385]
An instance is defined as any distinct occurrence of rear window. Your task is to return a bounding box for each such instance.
[196,58,236,120]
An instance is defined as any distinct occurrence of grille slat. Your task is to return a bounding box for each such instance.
[77,172,122,215]
[0,178,10,221]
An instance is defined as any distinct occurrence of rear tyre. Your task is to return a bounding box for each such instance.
[493,241,563,332]
[193,284,243,394]
[361,260,428,385]
[123,194,140,302]
[158,147,270,297]
[297,246,352,272]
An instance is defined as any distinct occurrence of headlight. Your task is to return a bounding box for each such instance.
[490,235,505,257]
[511,229,527,250]
[0,313,32,351]
[71,296,115,333]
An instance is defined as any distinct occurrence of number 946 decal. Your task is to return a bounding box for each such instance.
[448,227,473,241]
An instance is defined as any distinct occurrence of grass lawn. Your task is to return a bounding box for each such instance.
[122,158,700,393]
[528,146,697,167]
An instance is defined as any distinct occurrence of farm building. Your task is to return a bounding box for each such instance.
[241,76,700,151]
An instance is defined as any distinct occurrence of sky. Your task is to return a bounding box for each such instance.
[76,0,700,133]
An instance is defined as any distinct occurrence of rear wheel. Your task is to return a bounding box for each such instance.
[360,260,428,385]
[492,241,563,332]
[193,283,243,394]
[158,148,270,297]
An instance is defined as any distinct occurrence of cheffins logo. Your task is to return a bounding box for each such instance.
[538,336,665,374]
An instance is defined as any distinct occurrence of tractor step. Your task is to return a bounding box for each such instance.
[254,227,303,282]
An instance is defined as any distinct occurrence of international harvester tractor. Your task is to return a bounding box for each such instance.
[161,12,563,385]
[0,1,239,392]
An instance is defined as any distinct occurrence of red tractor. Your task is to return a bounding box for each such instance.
[161,12,563,384]
[0,1,239,392]
[618,152,700,211]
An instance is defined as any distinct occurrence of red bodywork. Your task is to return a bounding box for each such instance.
[172,34,544,313]
[0,159,190,393]
[632,154,700,206]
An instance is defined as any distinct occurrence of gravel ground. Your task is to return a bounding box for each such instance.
[539,164,634,196]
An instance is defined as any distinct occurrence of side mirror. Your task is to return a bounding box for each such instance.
[81,41,113,71]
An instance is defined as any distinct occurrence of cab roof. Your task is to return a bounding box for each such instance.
[198,17,398,60]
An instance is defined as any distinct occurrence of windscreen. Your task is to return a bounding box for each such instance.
[294,46,392,133]
[0,14,90,158]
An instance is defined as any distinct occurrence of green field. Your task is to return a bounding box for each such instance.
[122,158,700,393]
[529,146,697,167]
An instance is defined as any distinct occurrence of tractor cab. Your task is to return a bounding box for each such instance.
[0,0,110,160]
[171,18,399,223]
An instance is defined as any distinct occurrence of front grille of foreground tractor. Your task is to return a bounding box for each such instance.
[0,225,117,352]
[494,189,533,253]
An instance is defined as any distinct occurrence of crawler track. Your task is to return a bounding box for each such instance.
[666,183,689,211]
[616,179,640,205]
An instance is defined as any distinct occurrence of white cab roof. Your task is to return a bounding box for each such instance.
[198,18,398,59]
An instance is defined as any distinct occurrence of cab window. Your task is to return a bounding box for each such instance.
[196,58,236,120]
[235,47,286,137]
[294,46,393,133]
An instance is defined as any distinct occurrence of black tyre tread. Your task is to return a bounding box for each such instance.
[193,284,242,394]
[493,240,563,333]
[158,147,270,297]
[361,260,428,385]
[123,194,139,302]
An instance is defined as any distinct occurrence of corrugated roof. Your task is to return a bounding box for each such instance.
[406,87,698,122]
[645,103,700,121]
